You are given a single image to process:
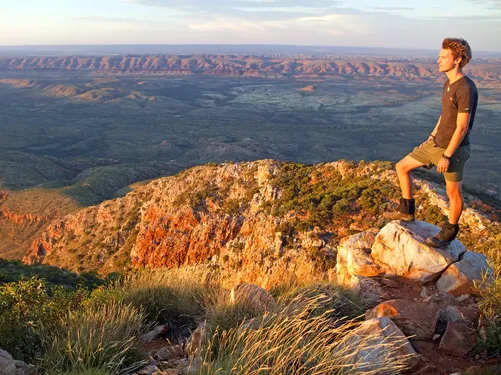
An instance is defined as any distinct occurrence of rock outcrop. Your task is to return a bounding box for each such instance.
[0,350,35,375]
[337,220,491,296]
[343,317,420,371]
[366,299,441,340]
[337,220,492,366]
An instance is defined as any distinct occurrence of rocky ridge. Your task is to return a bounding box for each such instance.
[24,160,498,287]
[1,56,501,84]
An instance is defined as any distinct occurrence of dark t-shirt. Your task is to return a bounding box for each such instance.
[435,76,478,148]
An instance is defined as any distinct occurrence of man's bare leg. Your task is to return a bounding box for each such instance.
[396,156,426,198]
[445,180,463,224]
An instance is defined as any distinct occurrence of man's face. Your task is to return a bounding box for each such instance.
[437,48,459,72]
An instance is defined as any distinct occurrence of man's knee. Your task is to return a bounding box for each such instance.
[446,183,463,200]
[396,159,415,174]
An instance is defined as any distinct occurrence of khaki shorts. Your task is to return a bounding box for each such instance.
[408,139,470,182]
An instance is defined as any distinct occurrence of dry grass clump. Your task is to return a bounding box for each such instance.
[40,300,147,374]
[472,233,501,357]
[276,282,375,321]
[202,293,411,375]
[88,265,218,328]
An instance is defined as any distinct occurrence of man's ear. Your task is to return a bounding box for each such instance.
[455,56,462,66]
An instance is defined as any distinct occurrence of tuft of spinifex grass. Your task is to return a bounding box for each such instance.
[39,300,147,374]
[202,294,411,375]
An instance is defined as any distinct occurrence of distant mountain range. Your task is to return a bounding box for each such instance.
[1,45,501,58]
[1,55,500,83]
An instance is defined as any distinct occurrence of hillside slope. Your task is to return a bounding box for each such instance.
[25,160,499,286]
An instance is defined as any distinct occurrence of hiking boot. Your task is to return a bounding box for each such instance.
[426,222,459,248]
[384,198,415,222]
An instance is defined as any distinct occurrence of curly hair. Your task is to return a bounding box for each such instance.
[442,38,472,68]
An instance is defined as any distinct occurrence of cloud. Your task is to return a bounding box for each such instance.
[372,7,416,11]
[124,0,343,16]
[468,0,501,9]
[126,0,341,8]
[188,12,368,36]
[73,16,152,24]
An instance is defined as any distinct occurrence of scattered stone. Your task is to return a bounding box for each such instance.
[13,361,36,375]
[185,356,202,374]
[155,345,184,361]
[465,365,482,374]
[432,334,441,340]
[357,277,386,302]
[420,287,429,298]
[136,364,161,375]
[439,305,480,325]
[456,294,471,303]
[425,291,459,308]
[366,299,440,340]
[185,322,206,359]
[230,283,276,311]
[436,251,490,296]
[371,221,465,283]
[0,350,16,375]
[140,324,169,342]
[411,340,435,354]
[380,278,401,288]
[438,322,477,357]
[411,363,443,375]
[336,230,382,289]
[343,317,420,371]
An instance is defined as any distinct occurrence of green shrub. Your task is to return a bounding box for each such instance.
[0,259,106,289]
[0,277,87,362]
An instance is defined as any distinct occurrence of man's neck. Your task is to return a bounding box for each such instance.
[446,67,465,84]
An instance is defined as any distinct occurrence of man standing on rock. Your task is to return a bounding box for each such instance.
[391,38,478,247]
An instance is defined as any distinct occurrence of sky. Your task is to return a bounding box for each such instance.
[1,0,501,51]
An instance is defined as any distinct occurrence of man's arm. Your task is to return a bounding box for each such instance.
[436,113,469,173]
[444,113,469,157]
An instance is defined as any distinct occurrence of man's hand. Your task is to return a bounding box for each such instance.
[437,156,450,173]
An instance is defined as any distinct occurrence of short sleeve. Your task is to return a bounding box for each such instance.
[456,87,475,113]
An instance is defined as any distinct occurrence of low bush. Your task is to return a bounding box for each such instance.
[0,277,87,362]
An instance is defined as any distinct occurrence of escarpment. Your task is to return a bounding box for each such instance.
[25,160,499,288]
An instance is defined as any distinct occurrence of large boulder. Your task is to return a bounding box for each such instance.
[366,299,440,340]
[371,221,465,283]
[436,251,490,296]
[336,229,383,289]
[438,322,477,357]
[0,349,16,375]
[342,317,420,372]
[439,305,481,325]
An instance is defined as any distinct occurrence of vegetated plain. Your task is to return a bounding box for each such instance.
[1,70,500,198]
[0,69,500,259]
